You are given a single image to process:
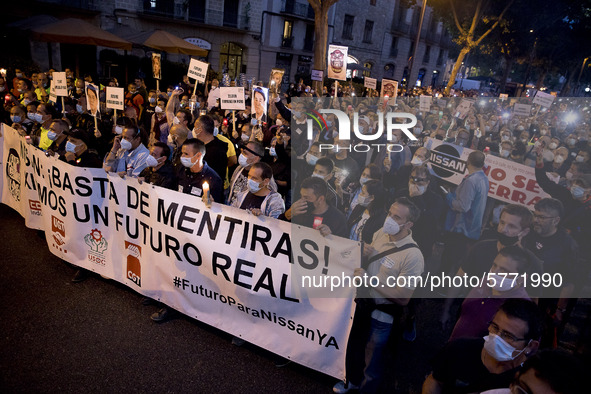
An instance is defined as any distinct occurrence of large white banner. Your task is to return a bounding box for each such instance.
[0,124,357,379]
[424,138,550,207]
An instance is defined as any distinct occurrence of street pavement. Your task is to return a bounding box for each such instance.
[1,202,588,393]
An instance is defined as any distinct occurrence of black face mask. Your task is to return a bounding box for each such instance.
[497,230,519,246]
[305,201,315,215]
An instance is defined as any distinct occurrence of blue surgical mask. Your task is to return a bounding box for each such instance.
[247,179,262,193]
[10,115,21,123]
[269,147,277,157]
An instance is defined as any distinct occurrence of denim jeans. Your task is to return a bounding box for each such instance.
[345,302,399,393]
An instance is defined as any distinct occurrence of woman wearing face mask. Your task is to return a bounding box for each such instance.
[345,164,382,217]
[347,180,386,243]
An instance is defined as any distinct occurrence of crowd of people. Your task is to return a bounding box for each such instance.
[1,66,590,393]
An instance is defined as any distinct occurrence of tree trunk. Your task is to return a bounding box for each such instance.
[312,7,329,95]
[444,47,470,95]
[499,56,513,94]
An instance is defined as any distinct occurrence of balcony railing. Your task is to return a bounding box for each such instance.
[281,0,314,19]
[142,1,250,30]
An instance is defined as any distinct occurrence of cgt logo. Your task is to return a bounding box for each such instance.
[29,200,42,216]
[306,110,418,142]
[125,241,141,287]
[430,144,467,178]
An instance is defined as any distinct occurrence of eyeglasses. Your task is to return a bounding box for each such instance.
[488,321,526,343]
[533,213,557,221]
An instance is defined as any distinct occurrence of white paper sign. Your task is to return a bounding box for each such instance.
[532,91,555,108]
[220,87,245,110]
[188,58,209,83]
[49,80,57,103]
[513,103,532,117]
[419,95,432,112]
[311,70,324,82]
[53,72,68,96]
[364,77,377,90]
[105,87,124,111]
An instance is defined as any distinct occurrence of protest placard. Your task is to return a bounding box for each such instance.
[220,87,245,110]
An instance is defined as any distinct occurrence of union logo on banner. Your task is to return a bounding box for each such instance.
[85,229,108,266]
[125,241,141,287]
[51,215,67,253]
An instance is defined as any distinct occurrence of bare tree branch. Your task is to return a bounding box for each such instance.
[449,0,465,36]
[474,0,515,47]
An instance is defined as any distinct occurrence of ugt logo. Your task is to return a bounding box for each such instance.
[306,110,418,142]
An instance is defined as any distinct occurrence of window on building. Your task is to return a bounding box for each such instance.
[342,14,354,40]
[304,24,314,51]
[188,0,206,23]
[390,36,398,57]
[223,0,239,28]
[436,48,444,66]
[423,46,431,64]
[282,20,294,47]
[219,42,243,79]
[363,20,374,43]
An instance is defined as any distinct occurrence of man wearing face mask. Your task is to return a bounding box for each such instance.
[440,151,489,275]
[168,124,190,171]
[449,246,533,341]
[423,299,542,394]
[311,158,340,208]
[522,198,578,346]
[281,176,347,237]
[227,142,269,206]
[138,142,177,190]
[393,165,445,259]
[192,114,228,181]
[30,103,58,150]
[231,162,285,218]
[333,197,423,393]
[141,90,158,134]
[390,147,432,192]
[103,125,150,178]
[177,138,224,203]
[9,105,34,136]
[59,129,102,168]
[45,119,70,157]
[125,83,144,120]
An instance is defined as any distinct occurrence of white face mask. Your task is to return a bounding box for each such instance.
[483,334,528,362]
[311,172,325,180]
[554,155,565,164]
[276,119,283,126]
[238,153,249,167]
[411,156,424,166]
[357,194,372,206]
[146,155,159,168]
[23,99,31,106]
[114,125,123,134]
[383,216,401,235]
[173,116,180,125]
[47,131,58,141]
[269,147,277,157]
[180,153,197,168]
[65,141,78,153]
[575,155,585,163]
[500,149,510,158]
[241,134,250,142]
[548,142,558,150]
[155,106,163,113]
[247,179,262,193]
[120,138,132,151]
[359,176,370,185]
[409,183,427,197]
[213,126,219,136]
[306,153,318,166]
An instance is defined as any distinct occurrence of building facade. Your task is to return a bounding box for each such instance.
[7,0,452,88]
